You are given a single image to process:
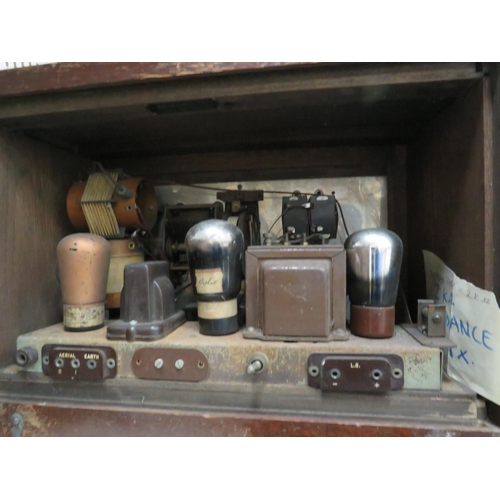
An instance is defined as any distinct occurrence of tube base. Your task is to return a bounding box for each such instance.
[350,305,395,339]
[198,315,239,336]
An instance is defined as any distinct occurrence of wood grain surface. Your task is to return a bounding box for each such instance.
[0,62,323,98]
[0,402,497,437]
[0,131,93,368]
[406,80,492,318]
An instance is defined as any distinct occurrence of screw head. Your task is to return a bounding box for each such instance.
[154,358,164,369]
[432,313,442,324]
[175,359,184,370]
[11,414,22,426]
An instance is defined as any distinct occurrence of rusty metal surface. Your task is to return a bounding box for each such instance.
[132,348,208,381]
[16,322,442,390]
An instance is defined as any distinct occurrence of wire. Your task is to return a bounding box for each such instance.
[336,199,350,237]
[160,179,320,197]
[268,206,289,233]
[95,162,133,198]
[162,178,352,240]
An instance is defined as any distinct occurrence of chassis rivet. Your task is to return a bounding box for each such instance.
[175,359,184,370]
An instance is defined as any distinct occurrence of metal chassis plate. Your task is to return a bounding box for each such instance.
[401,323,456,348]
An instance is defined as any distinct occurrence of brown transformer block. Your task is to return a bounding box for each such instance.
[244,246,347,341]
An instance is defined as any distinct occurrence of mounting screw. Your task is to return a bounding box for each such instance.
[154,358,164,369]
[175,359,184,370]
[11,413,23,437]
[432,313,442,324]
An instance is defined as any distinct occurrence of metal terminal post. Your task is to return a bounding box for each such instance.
[14,347,38,368]
[247,360,263,374]
[247,352,269,375]
[11,413,23,437]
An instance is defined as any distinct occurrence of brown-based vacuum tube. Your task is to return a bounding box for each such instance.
[57,233,111,331]
[345,228,403,339]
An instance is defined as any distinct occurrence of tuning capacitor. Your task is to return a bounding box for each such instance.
[57,233,111,331]
[186,220,244,335]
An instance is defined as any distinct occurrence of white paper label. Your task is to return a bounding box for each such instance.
[63,304,104,329]
[106,255,144,294]
[423,250,500,405]
[195,268,223,294]
[197,299,237,319]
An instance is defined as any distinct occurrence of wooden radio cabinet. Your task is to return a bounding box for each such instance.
[0,62,499,436]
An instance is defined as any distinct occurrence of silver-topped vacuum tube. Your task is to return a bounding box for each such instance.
[345,228,403,338]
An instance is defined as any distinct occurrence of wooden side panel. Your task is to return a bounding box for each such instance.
[407,80,492,312]
[0,132,92,367]
[490,64,500,300]
[0,403,497,437]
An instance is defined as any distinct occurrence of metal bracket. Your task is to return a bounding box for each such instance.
[11,413,23,437]
[417,300,446,337]
[401,323,456,349]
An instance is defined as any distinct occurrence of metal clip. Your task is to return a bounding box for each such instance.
[417,300,446,337]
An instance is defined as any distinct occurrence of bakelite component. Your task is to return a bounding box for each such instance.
[307,353,404,392]
[244,246,347,341]
[42,344,117,380]
[106,261,185,341]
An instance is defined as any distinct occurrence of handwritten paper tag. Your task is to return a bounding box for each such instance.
[195,268,223,294]
[423,250,500,405]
